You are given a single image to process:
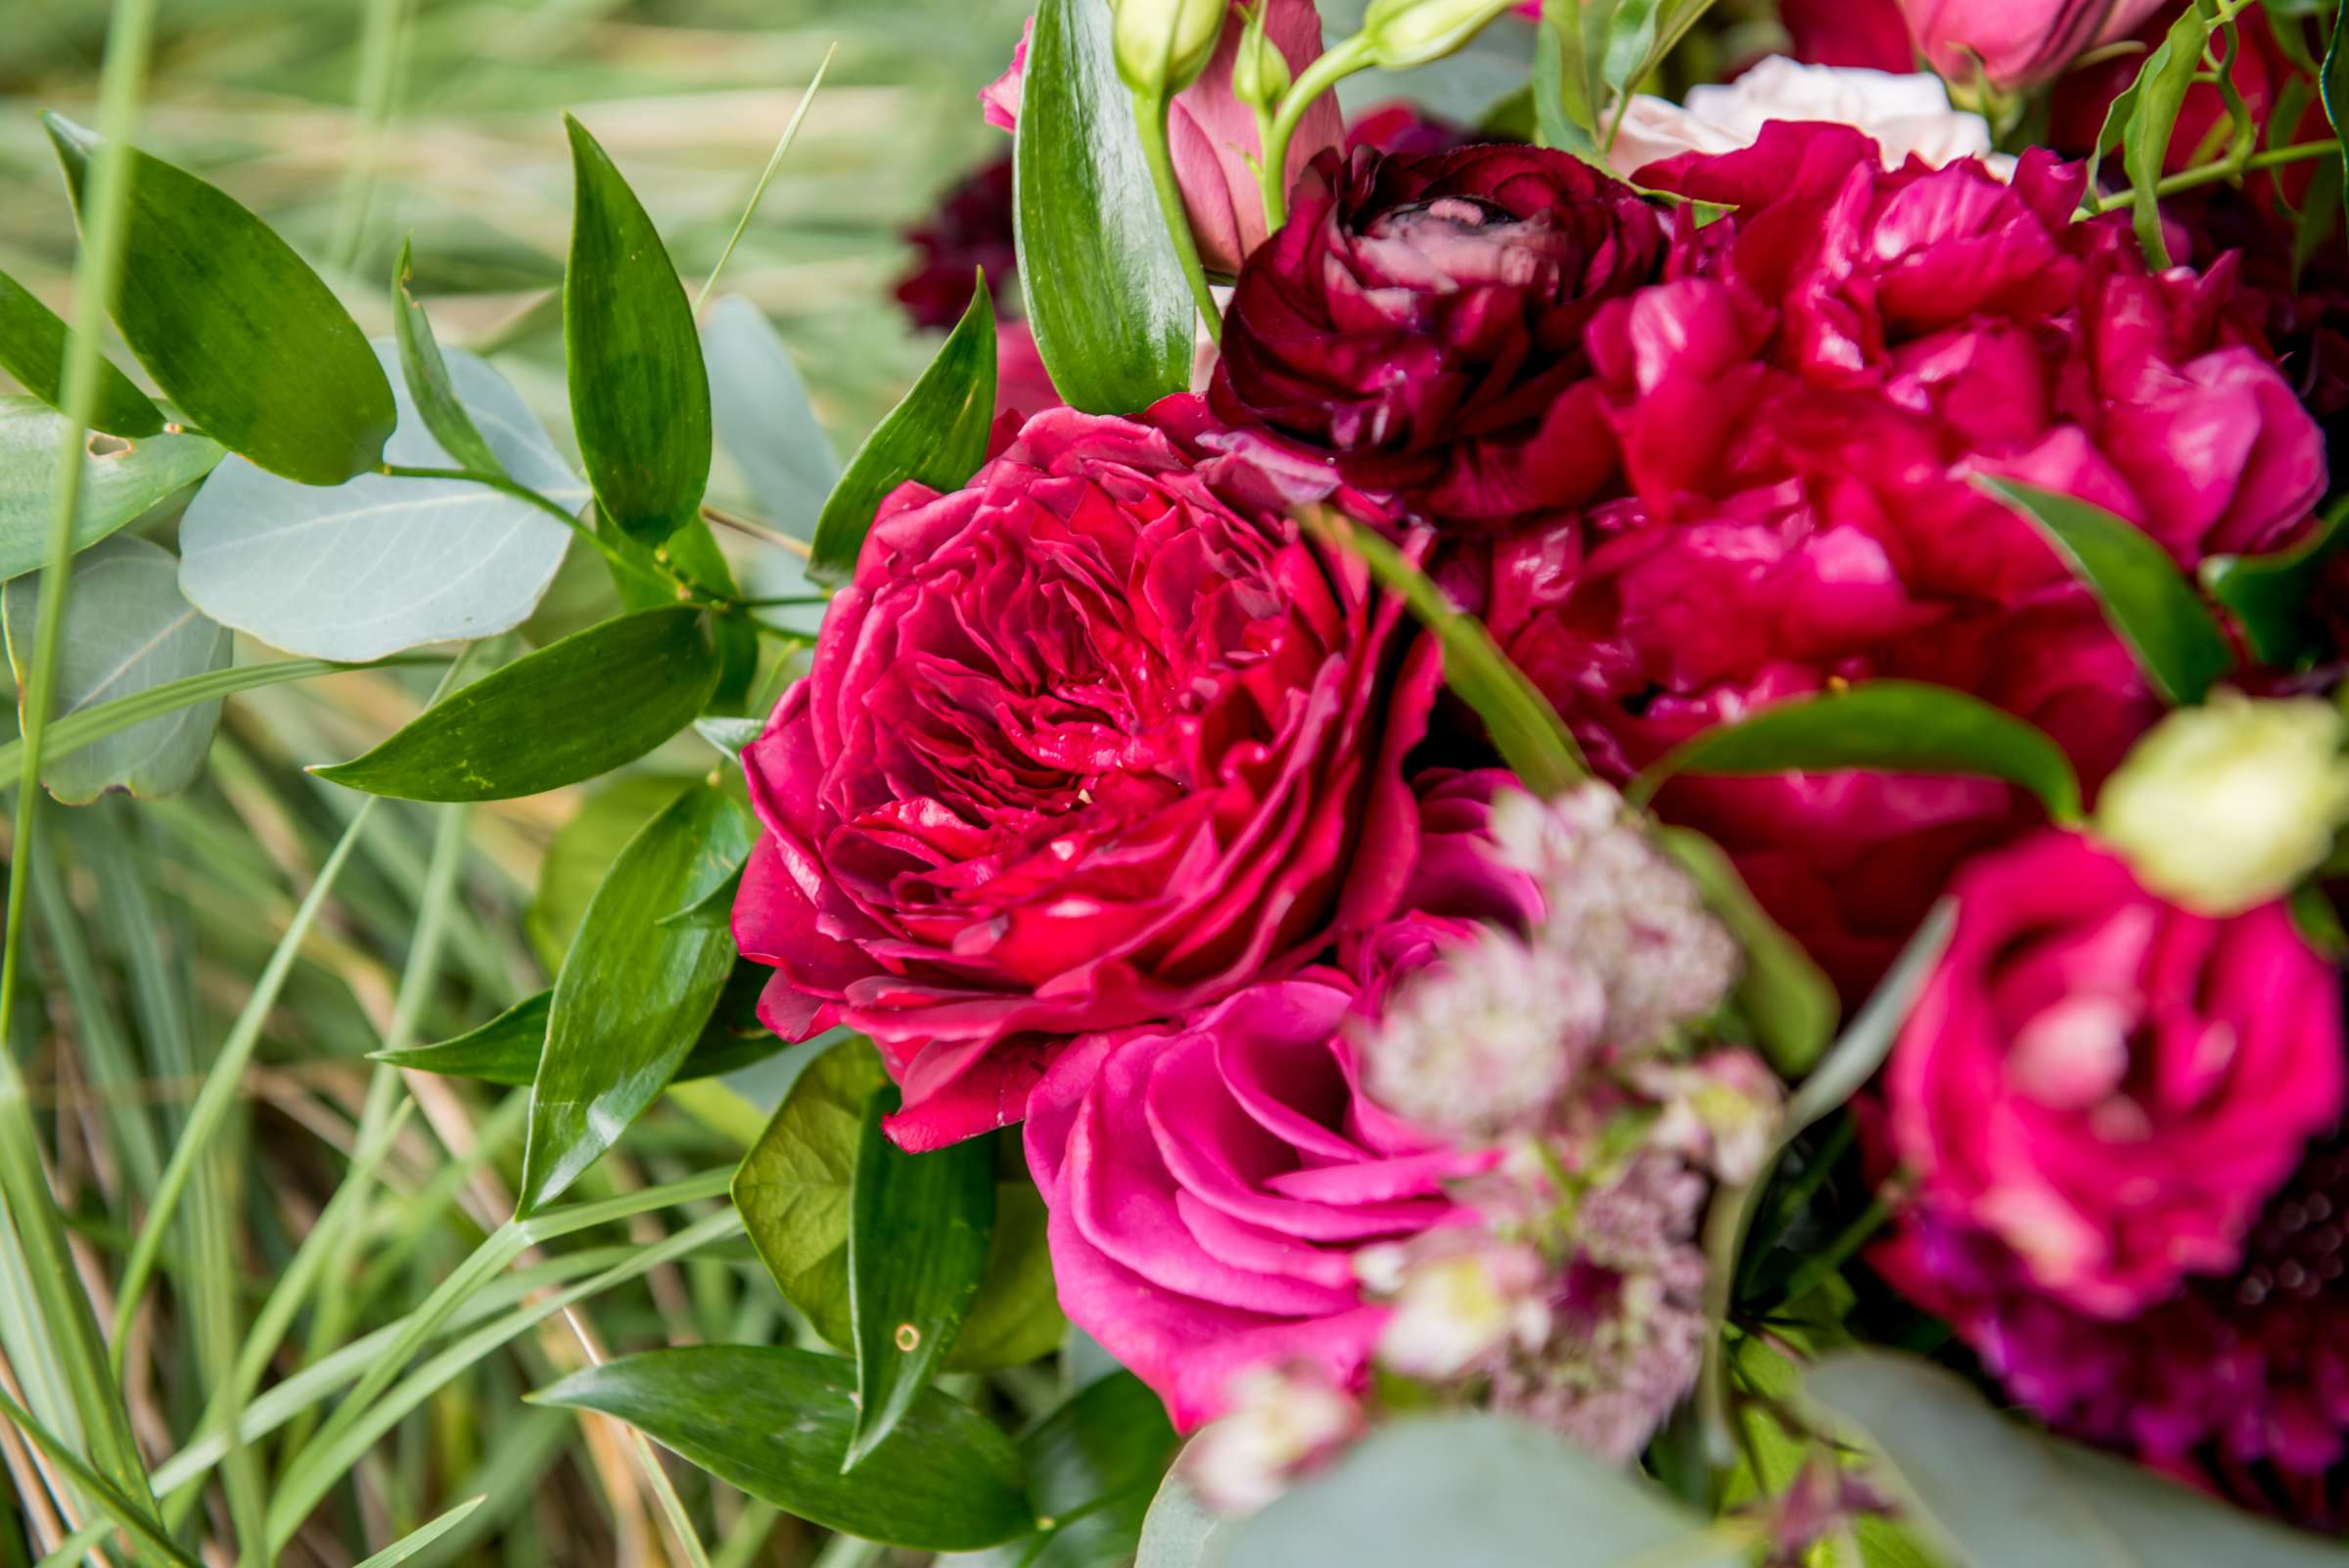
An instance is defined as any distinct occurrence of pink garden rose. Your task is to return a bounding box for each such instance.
[1897,0,2170,90]
[984,2,1343,275]
[732,402,1441,1150]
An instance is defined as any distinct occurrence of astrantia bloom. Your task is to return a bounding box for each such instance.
[733,402,1440,1149]
[1210,143,1666,529]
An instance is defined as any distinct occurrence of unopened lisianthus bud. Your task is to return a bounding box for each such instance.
[1182,1365,1364,1515]
[1230,4,1291,115]
[1112,0,1230,99]
[1357,0,1520,69]
[2094,690,2349,916]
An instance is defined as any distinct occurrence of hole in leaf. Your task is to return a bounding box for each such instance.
[86,433,132,459]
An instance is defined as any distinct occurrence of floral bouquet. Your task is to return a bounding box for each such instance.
[9,0,2349,1561]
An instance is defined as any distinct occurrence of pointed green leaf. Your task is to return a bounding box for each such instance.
[808,280,996,584]
[519,780,753,1210]
[41,113,395,484]
[2322,7,2349,240]
[2118,7,2212,268]
[312,606,719,801]
[994,1373,1181,1568]
[2203,505,2349,668]
[0,396,221,580]
[391,238,502,478]
[563,114,712,546]
[1659,827,1839,1076]
[844,1083,995,1467]
[1633,679,2085,824]
[1979,477,2237,706]
[348,1498,487,1568]
[531,1346,1032,1551]
[1015,0,1193,414]
[2,534,230,803]
[0,268,161,438]
[527,772,698,970]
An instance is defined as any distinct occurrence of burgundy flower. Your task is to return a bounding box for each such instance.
[1342,101,1500,159]
[732,401,1442,1150]
[893,155,1018,333]
[1210,144,1667,530]
[1780,0,1915,71]
[1872,829,2349,1530]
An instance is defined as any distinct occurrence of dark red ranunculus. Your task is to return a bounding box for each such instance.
[893,154,1018,332]
[1210,144,1666,530]
[733,401,1442,1150]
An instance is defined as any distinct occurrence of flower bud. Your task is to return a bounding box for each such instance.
[1112,0,1230,99]
[1230,4,1291,115]
[1357,0,1520,69]
[2094,691,2349,916]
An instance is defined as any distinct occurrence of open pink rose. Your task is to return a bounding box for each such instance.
[984,3,1343,275]
[1897,0,2170,90]
[733,401,1441,1150]
[1883,829,2345,1318]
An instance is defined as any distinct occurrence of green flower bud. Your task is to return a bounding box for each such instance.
[1230,4,1291,115]
[2095,690,2349,915]
[1357,0,1518,69]
[1112,0,1229,99]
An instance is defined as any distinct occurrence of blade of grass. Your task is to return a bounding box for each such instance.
[350,1495,485,1568]
[29,1519,113,1568]
[694,42,835,316]
[27,853,161,1195]
[0,0,164,1508]
[329,0,409,269]
[0,1385,192,1568]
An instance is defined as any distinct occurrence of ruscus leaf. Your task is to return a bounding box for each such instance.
[311,606,719,801]
[0,267,161,437]
[42,113,395,484]
[993,1372,1180,1568]
[392,236,503,478]
[2119,7,2213,268]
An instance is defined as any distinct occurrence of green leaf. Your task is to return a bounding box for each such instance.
[1804,1352,2349,1568]
[1014,0,1194,415]
[808,279,996,585]
[1136,1473,1230,1568]
[312,606,719,801]
[2322,6,2349,238]
[0,267,161,438]
[1659,827,1839,1076]
[1531,9,1599,156]
[564,115,712,547]
[0,396,221,581]
[2202,504,2349,667]
[1595,0,1662,104]
[693,715,764,761]
[1317,514,1585,798]
[392,237,502,478]
[1978,478,2237,706]
[520,780,754,1210]
[844,1083,996,1467]
[2,534,230,803]
[993,1373,1180,1568]
[735,1038,1063,1371]
[528,772,698,971]
[41,113,395,485]
[1219,1412,1744,1568]
[2119,6,2212,268]
[705,295,840,539]
[348,1497,487,1568]
[179,340,582,661]
[373,962,783,1087]
[1633,680,2085,824]
[531,1346,1033,1551]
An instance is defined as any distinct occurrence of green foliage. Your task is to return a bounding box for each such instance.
[0,267,162,437]
[392,237,503,478]
[0,395,221,580]
[2203,503,2349,667]
[2116,7,2212,268]
[42,113,396,484]
[314,606,721,800]
[1015,0,1197,414]
[1660,827,1840,1076]
[996,1372,1181,1568]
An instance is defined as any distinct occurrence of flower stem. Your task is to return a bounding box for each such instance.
[1259,34,1372,232]
[379,463,655,586]
[1132,87,1222,343]
[2096,136,2342,210]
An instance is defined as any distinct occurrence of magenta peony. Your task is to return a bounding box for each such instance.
[731,402,1442,1150]
[1485,124,2324,998]
[1874,829,2349,1527]
[1896,0,2170,90]
[1210,144,1666,529]
[983,3,1343,275]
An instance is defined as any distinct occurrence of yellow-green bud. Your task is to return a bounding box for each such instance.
[1112,0,1229,99]
[2095,690,2349,915]
[1357,0,1518,70]
[1230,4,1291,115]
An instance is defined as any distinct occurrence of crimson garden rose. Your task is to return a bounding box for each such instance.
[732,403,1442,1150]
[1210,143,1666,529]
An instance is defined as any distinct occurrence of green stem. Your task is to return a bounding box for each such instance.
[1132,88,1221,343]
[1259,35,1371,231]
[1768,1190,1898,1311]
[2096,136,2341,209]
[378,463,654,589]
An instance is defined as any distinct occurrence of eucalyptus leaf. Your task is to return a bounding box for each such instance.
[531,1346,1033,1551]
[1135,1472,1230,1568]
[1659,827,1840,1076]
[42,113,395,485]
[312,606,719,802]
[1014,0,1194,414]
[564,114,712,547]
[1978,478,2236,706]
[705,295,839,538]
[519,780,754,1210]
[693,715,763,761]
[1218,1412,1743,1568]
[2202,505,2349,667]
[392,237,502,478]
[178,340,582,662]
[0,396,222,582]
[1804,1352,2349,1568]
[1,534,230,804]
[0,268,161,438]
[844,1084,996,1466]
[1634,679,2085,824]
[807,280,996,585]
